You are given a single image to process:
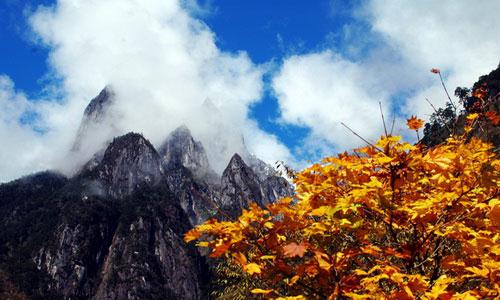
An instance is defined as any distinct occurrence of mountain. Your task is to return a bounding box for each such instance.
[0,88,293,299]
[159,126,219,226]
[1,135,206,299]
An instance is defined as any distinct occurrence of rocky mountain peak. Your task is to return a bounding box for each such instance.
[218,153,294,219]
[104,132,154,156]
[84,85,114,119]
[72,86,117,152]
[225,153,246,171]
[159,125,214,180]
[93,132,164,198]
[219,153,263,218]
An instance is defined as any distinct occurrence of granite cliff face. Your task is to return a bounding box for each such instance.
[220,154,264,218]
[0,88,293,299]
[219,154,293,219]
[90,133,165,198]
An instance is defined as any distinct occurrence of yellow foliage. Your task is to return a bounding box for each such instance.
[243,263,262,275]
[185,133,499,299]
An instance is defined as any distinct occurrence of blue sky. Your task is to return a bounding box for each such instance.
[0,0,499,181]
[0,0,51,94]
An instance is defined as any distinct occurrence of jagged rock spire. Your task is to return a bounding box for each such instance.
[90,132,164,198]
[159,125,216,181]
[219,153,264,218]
[72,86,117,152]
[218,153,294,219]
[84,85,114,120]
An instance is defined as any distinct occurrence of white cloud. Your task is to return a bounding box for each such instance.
[0,0,292,182]
[273,51,393,153]
[366,0,500,117]
[272,0,500,155]
[0,76,69,181]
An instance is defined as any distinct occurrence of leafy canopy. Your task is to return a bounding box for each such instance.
[185,123,499,299]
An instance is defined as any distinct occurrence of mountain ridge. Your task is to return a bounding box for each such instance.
[0,88,293,299]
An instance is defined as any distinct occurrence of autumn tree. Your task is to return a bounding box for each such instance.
[185,113,499,299]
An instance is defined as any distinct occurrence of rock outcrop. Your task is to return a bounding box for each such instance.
[90,132,164,198]
[219,154,294,219]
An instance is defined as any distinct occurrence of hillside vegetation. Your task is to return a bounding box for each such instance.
[186,66,500,299]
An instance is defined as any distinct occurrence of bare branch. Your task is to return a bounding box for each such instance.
[390,117,396,136]
[437,72,458,113]
[379,101,388,137]
[340,122,383,152]
[425,98,452,133]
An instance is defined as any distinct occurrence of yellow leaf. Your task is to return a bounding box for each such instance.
[310,206,336,217]
[264,222,274,229]
[303,222,328,236]
[343,293,372,300]
[423,275,452,299]
[365,176,383,188]
[464,266,489,278]
[260,255,276,260]
[232,252,247,266]
[288,275,300,286]
[376,135,402,148]
[315,251,332,271]
[244,263,262,275]
[251,288,273,295]
[452,291,481,299]
[373,155,393,164]
[466,113,479,121]
[196,241,209,247]
[339,219,352,226]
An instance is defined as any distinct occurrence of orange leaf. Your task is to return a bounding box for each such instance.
[314,251,332,271]
[209,242,231,257]
[184,229,201,243]
[490,204,500,227]
[305,264,319,277]
[472,87,488,100]
[232,252,247,266]
[288,275,300,286]
[485,111,500,125]
[407,115,424,130]
[283,242,307,258]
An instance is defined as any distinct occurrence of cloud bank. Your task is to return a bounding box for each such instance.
[0,0,292,181]
[272,51,393,152]
[272,0,500,158]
